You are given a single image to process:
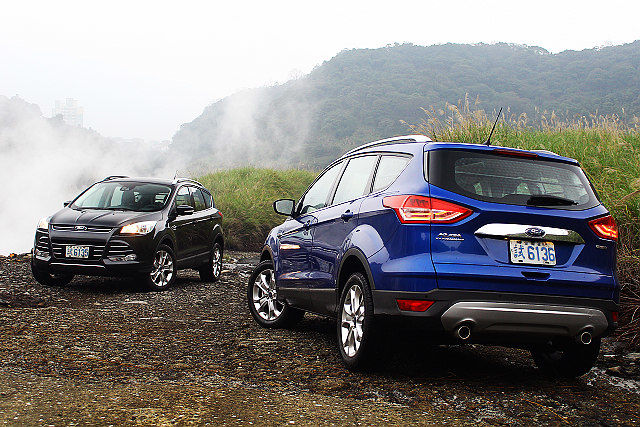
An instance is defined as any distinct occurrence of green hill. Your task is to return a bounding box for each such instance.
[172,41,640,169]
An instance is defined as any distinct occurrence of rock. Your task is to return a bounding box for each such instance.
[607,366,624,376]
[316,378,348,392]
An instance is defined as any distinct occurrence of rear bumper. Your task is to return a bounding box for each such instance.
[372,289,618,342]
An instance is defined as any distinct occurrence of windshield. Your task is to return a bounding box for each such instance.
[71,182,172,212]
[428,149,599,210]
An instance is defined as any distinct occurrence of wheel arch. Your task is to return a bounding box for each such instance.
[336,248,376,311]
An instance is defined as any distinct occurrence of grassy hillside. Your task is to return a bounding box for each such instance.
[176,41,640,169]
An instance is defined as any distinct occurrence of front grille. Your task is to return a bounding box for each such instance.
[106,241,135,257]
[52,224,113,233]
[50,240,106,261]
[35,234,50,253]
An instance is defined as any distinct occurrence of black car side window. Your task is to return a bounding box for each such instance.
[175,186,193,208]
[202,190,213,209]
[298,161,343,215]
[191,187,207,211]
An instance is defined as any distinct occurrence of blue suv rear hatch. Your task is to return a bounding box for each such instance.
[426,145,617,300]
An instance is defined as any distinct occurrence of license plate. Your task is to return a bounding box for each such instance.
[65,245,90,258]
[509,240,556,266]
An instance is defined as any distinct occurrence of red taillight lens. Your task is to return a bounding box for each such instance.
[382,195,472,224]
[612,311,619,322]
[589,215,618,241]
[397,299,434,312]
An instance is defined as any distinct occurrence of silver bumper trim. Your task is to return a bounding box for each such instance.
[441,301,608,337]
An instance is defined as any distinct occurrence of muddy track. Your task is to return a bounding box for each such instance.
[0,252,639,425]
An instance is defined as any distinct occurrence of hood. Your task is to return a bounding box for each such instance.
[50,208,161,228]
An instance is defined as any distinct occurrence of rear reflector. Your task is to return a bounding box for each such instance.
[612,311,619,322]
[382,195,472,224]
[396,299,434,312]
[588,215,618,241]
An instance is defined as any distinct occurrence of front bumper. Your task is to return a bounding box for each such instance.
[372,288,618,343]
[33,228,156,276]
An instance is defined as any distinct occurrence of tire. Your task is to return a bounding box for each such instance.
[337,272,376,370]
[142,244,177,291]
[531,338,601,378]
[247,260,304,328]
[30,258,74,287]
[199,242,223,282]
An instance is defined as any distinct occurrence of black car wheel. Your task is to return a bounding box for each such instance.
[30,258,74,287]
[142,244,176,291]
[199,242,223,282]
[247,260,304,328]
[337,272,376,370]
[531,338,601,377]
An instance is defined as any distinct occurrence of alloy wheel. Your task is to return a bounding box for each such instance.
[252,268,283,321]
[150,250,174,288]
[341,284,365,357]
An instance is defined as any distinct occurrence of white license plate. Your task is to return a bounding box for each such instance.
[65,245,90,258]
[509,240,556,266]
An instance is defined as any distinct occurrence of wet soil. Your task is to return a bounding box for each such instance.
[1,252,639,425]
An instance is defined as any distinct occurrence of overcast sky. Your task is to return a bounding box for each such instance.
[1,0,638,141]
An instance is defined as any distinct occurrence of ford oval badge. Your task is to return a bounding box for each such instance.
[525,227,545,238]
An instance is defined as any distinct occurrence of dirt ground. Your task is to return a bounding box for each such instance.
[1,252,640,426]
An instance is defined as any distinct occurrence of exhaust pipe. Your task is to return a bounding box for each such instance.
[579,331,593,345]
[455,324,472,341]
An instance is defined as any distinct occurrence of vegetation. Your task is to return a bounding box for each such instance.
[198,168,316,250]
[176,41,640,169]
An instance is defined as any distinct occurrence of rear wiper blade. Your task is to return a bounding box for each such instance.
[526,195,578,206]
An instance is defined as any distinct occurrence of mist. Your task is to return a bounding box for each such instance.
[0,95,178,255]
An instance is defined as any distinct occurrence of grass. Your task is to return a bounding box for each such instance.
[198,167,316,251]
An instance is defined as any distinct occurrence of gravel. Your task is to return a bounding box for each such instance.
[1,252,639,425]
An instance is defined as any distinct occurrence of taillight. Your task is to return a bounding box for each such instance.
[382,195,472,224]
[493,148,538,158]
[588,215,618,241]
[397,299,434,312]
[612,311,619,322]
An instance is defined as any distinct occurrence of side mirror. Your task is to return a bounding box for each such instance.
[63,201,72,207]
[273,199,295,216]
[176,204,195,216]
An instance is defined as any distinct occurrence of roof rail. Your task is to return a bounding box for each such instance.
[173,177,205,187]
[344,135,432,156]
[102,175,129,181]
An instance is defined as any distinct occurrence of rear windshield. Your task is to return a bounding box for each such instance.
[428,149,599,210]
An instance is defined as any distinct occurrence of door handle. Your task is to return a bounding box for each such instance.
[341,210,354,221]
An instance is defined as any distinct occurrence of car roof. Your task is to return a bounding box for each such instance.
[100,177,208,188]
[339,139,579,165]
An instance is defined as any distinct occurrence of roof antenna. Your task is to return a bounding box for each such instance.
[173,170,178,180]
[485,107,503,146]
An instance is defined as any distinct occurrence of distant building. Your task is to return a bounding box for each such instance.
[52,98,83,127]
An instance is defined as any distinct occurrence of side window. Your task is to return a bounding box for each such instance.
[299,161,343,215]
[192,187,207,211]
[372,155,411,192]
[332,155,378,205]
[175,186,193,208]
[202,190,213,209]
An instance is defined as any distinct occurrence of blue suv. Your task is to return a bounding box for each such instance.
[247,135,619,376]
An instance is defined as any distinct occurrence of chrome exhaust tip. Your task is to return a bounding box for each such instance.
[455,324,472,341]
[579,331,593,345]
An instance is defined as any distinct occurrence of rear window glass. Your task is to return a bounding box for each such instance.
[428,149,599,210]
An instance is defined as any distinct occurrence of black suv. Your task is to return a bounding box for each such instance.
[31,176,224,291]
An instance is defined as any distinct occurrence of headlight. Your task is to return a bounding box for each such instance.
[120,221,157,235]
[37,216,51,230]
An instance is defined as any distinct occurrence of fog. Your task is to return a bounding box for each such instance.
[0,96,177,255]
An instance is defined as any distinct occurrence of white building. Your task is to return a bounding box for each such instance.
[52,98,84,127]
